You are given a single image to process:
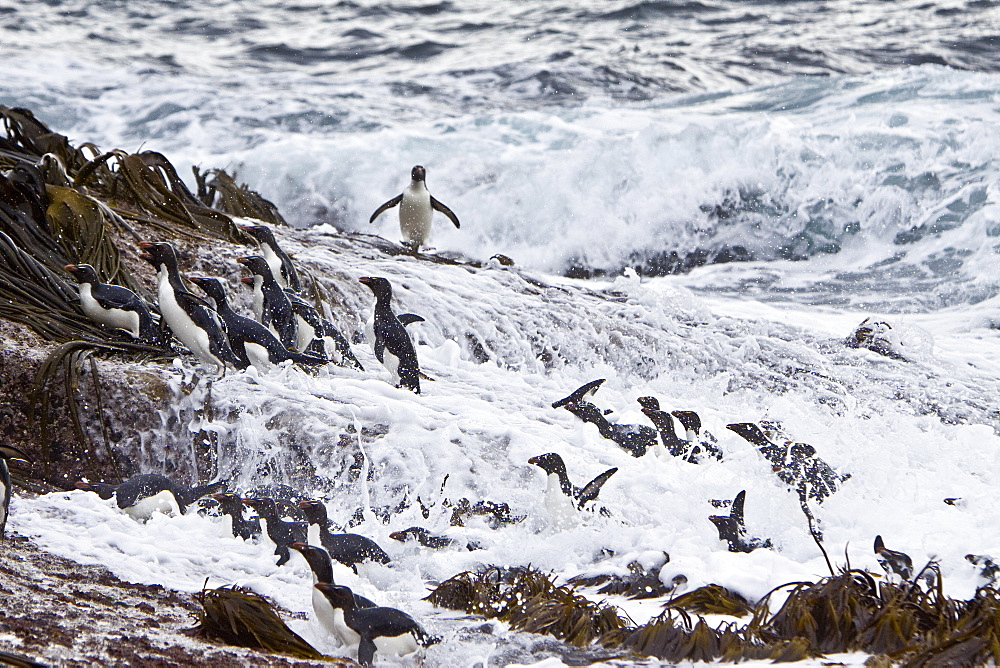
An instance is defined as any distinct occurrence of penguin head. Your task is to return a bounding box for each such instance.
[241,224,275,247]
[138,241,178,270]
[75,479,117,500]
[671,410,701,433]
[236,255,273,280]
[528,452,567,477]
[390,527,430,543]
[211,492,244,511]
[189,276,226,303]
[726,423,771,447]
[314,583,357,610]
[359,276,393,300]
[297,499,329,524]
[410,165,426,182]
[242,496,278,517]
[0,444,30,464]
[562,401,604,424]
[636,396,661,411]
[64,263,100,284]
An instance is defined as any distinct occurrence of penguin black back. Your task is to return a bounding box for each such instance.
[243,497,308,565]
[242,224,300,292]
[236,255,298,349]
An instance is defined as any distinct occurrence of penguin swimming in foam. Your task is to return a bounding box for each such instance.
[708,490,772,554]
[241,223,300,292]
[369,165,460,252]
[189,276,326,371]
[359,276,420,393]
[528,452,617,527]
[65,264,163,344]
[138,241,243,371]
[874,535,920,583]
[243,497,308,566]
[211,492,261,541]
[76,473,226,521]
[562,401,656,458]
[671,410,723,462]
[0,444,30,537]
[290,542,376,645]
[637,397,690,460]
[298,500,391,572]
[314,583,435,666]
[390,526,482,551]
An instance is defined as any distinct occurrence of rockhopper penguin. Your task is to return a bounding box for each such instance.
[314,583,435,666]
[359,276,420,393]
[369,165,460,252]
[65,263,163,344]
[289,542,376,646]
[241,223,300,292]
[190,276,326,371]
[137,241,243,371]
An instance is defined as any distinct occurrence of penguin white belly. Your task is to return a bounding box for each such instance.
[307,523,322,547]
[79,284,140,337]
[398,187,432,247]
[251,278,265,322]
[322,336,342,364]
[261,247,285,289]
[157,278,218,368]
[366,315,400,381]
[295,314,315,352]
[543,474,578,529]
[0,473,8,528]
[244,342,272,371]
[373,630,420,657]
[652,439,670,461]
[124,489,181,521]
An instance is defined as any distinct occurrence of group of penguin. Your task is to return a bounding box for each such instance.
[70,472,437,665]
[11,162,997,662]
[66,227,425,395]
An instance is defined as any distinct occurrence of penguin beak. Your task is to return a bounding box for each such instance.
[358,277,372,285]
[527,456,539,465]
[74,480,92,491]
[64,264,79,273]
[240,276,254,285]
[210,492,227,501]
[296,500,313,510]
[235,256,250,266]
[389,531,406,541]
[290,541,307,551]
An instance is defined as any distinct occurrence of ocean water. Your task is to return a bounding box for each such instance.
[3,0,999,309]
[5,2,1000,666]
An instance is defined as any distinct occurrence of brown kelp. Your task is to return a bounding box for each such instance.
[0,106,285,485]
[426,564,1000,665]
[192,584,326,660]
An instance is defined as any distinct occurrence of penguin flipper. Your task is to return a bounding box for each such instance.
[373,334,386,364]
[731,490,747,529]
[358,636,377,666]
[577,467,618,508]
[430,196,460,229]
[369,194,403,223]
[397,313,425,327]
[0,445,31,463]
[552,378,606,409]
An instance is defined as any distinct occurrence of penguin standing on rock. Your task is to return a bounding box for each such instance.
[241,224,300,292]
[189,276,326,371]
[211,492,261,541]
[64,264,163,344]
[314,583,436,666]
[236,256,298,350]
[243,497,308,566]
[359,276,420,393]
[138,241,243,371]
[0,444,30,537]
[369,165,460,252]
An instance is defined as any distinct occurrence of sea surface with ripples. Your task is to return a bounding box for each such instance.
[2,0,999,310]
